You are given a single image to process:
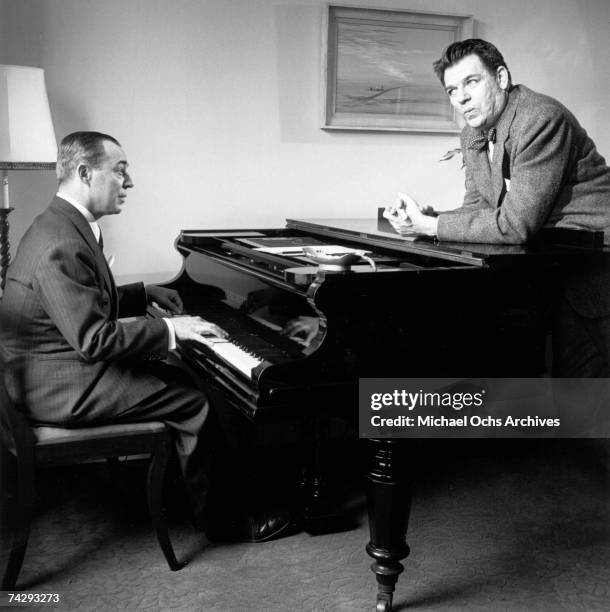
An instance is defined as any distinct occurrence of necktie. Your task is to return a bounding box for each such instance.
[98,230,104,251]
[467,127,496,150]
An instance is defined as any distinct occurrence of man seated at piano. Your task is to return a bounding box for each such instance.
[384,39,610,378]
[0,131,293,543]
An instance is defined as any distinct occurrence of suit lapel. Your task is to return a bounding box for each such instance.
[50,197,119,314]
[490,143,506,206]
[472,148,495,205]
[490,86,521,207]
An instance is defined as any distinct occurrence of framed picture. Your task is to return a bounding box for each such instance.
[321,5,475,133]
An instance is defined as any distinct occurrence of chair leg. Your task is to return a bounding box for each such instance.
[1,447,36,589]
[147,432,185,571]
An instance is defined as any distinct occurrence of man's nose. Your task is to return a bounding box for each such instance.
[456,88,470,105]
[124,173,134,189]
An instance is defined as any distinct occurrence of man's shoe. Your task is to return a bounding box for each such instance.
[239,508,293,543]
[205,509,294,543]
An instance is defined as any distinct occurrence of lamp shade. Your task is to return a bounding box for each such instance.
[0,64,56,168]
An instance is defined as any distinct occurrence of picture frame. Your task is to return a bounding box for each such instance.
[321,5,475,133]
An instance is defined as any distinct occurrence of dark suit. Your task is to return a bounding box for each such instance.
[437,85,610,376]
[0,196,212,516]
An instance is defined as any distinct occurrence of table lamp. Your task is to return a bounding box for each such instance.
[0,64,56,292]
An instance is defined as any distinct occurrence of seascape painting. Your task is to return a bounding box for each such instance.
[322,7,475,132]
[336,22,453,118]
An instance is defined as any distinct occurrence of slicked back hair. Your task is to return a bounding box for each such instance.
[56,131,121,184]
[433,39,512,86]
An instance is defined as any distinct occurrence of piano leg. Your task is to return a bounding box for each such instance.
[297,415,324,525]
[297,416,354,533]
[365,439,411,612]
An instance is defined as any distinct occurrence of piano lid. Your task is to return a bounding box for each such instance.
[286,211,606,268]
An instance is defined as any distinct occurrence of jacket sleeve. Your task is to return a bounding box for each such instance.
[437,107,573,244]
[453,157,495,214]
[33,238,169,363]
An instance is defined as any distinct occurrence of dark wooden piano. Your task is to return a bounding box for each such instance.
[151,213,604,612]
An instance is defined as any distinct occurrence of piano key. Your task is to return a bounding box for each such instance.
[198,337,263,378]
[185,302,307,360]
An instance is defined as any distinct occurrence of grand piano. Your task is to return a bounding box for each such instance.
[151,213,604,612]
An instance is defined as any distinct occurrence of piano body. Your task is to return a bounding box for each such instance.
[152,215,604,612]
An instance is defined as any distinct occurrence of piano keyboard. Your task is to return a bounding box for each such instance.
[198,336,262,378]
[151,298,309,380]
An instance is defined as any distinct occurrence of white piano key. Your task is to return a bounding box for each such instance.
[199,338,262,378]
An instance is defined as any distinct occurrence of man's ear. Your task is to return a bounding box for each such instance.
[77,164,91,185]
[496,66,509,91]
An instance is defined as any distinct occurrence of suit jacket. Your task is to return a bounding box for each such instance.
[0,197,169,425]
[437,85,610,317]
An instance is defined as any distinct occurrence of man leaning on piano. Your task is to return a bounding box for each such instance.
[385,39,610,379]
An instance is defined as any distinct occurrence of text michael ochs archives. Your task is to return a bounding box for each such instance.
[358,379,610,438]
[369,388,558,428]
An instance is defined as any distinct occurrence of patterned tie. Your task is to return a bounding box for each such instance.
[467,127,496,150]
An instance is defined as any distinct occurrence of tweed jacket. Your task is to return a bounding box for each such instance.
[437,85,610,317]
[0,197,169,425]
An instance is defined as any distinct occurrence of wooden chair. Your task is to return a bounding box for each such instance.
[0,375,185,590]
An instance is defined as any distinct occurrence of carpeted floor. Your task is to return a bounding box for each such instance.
[2,439,609,611]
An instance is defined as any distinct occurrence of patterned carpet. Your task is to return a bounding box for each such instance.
[2,439,609,611]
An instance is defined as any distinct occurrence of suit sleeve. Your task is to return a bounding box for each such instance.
[457,159,495,213]
[437,108,573,243]
[436,133,495,217]
[33,239,169,363]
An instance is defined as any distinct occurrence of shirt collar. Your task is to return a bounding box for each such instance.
[56,192,100,241]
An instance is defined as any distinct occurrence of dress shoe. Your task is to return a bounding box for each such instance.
[204,508,294,543]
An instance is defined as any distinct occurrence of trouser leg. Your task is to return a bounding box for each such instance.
[114,364,214,521]
[552,296,610,378]
[551,297,610,438]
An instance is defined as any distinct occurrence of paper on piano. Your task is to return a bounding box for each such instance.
[253,246,311,255]
[237,236,327,249]
[254,245,368,256]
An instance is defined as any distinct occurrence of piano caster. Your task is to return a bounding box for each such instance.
[369,557,404,612]
[376,593,393,612]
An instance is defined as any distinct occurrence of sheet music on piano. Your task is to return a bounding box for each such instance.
[253,244,370,257]
[235,236,327,249]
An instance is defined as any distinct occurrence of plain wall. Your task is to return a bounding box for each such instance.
[2,0,610,277]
